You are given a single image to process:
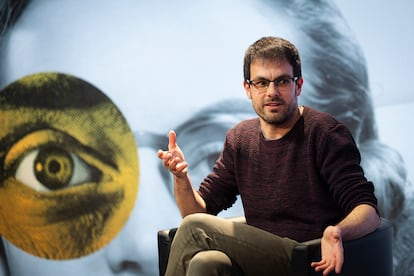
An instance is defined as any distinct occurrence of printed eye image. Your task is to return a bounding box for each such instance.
[15,145,102,192]
[0,72,139,260]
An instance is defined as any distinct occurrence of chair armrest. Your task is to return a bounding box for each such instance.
[339,218,393,275]
[157,228,177,276]
[291,238,322,276]
[291,218,394,276]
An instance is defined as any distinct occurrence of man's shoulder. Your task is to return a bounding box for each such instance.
[303,106,342,128]
[303,106,353,139]
[226,118,259,140]
[304,106,334,119]
[229,118,259,133]
[235,117,258,127]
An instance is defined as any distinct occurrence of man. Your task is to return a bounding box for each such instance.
[158,37,380,275]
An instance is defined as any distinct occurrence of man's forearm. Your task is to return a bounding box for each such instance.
[174,175,207,218]
[336,204,380,241]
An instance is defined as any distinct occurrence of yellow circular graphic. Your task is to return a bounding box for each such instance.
[0,72,139,259]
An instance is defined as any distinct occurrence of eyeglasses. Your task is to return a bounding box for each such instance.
[246,76,298,93]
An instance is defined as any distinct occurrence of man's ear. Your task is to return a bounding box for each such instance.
[295,77,304,96]
[243,81,252,99]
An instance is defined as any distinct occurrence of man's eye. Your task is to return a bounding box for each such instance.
[277,78,290,86]
[255,80,269,87]
[15,146,101,191]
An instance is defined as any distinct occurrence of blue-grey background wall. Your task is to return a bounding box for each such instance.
[337,0,414,191]
[0,0,413,275]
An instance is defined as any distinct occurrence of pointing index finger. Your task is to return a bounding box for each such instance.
[168,130,177,150]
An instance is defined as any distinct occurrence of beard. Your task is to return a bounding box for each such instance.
[259,108,289,125]
[254,100,297,126]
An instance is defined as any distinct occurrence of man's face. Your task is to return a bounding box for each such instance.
[0,0,300,275]
[244,58,303,128]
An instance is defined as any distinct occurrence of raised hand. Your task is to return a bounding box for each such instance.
[157,130,189,178]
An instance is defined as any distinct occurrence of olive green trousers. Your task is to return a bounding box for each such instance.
[164,213,298,276]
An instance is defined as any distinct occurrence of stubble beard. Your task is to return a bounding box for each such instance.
[256,102,296,126]
[262,112,287,125]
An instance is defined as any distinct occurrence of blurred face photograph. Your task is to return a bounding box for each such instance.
[0,1,283,274]
[0,0,413,275]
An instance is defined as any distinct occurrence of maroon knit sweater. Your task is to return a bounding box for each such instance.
[198,106,378,242]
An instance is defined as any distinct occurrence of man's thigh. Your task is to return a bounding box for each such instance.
[173,213,298,276]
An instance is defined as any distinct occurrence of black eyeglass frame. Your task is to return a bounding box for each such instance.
[246,76,298,91]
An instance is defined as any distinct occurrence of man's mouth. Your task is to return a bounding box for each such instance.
[265,101,283,107]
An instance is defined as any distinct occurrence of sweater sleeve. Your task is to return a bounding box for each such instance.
[317,122,379,215]
[198,134,239,215]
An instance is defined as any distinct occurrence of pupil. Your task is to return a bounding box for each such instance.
[34,147,74,190]
[48,160,61,174]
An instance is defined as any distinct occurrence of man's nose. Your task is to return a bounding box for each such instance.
[265,82,281,97]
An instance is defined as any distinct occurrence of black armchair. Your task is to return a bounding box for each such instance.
[158,217,393,276]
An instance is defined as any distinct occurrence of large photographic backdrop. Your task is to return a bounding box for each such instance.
[0,0,413,275]
[337,0,414,189]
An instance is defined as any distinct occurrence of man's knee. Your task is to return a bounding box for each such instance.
[187,250,234,276]
[180,213,214,233]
